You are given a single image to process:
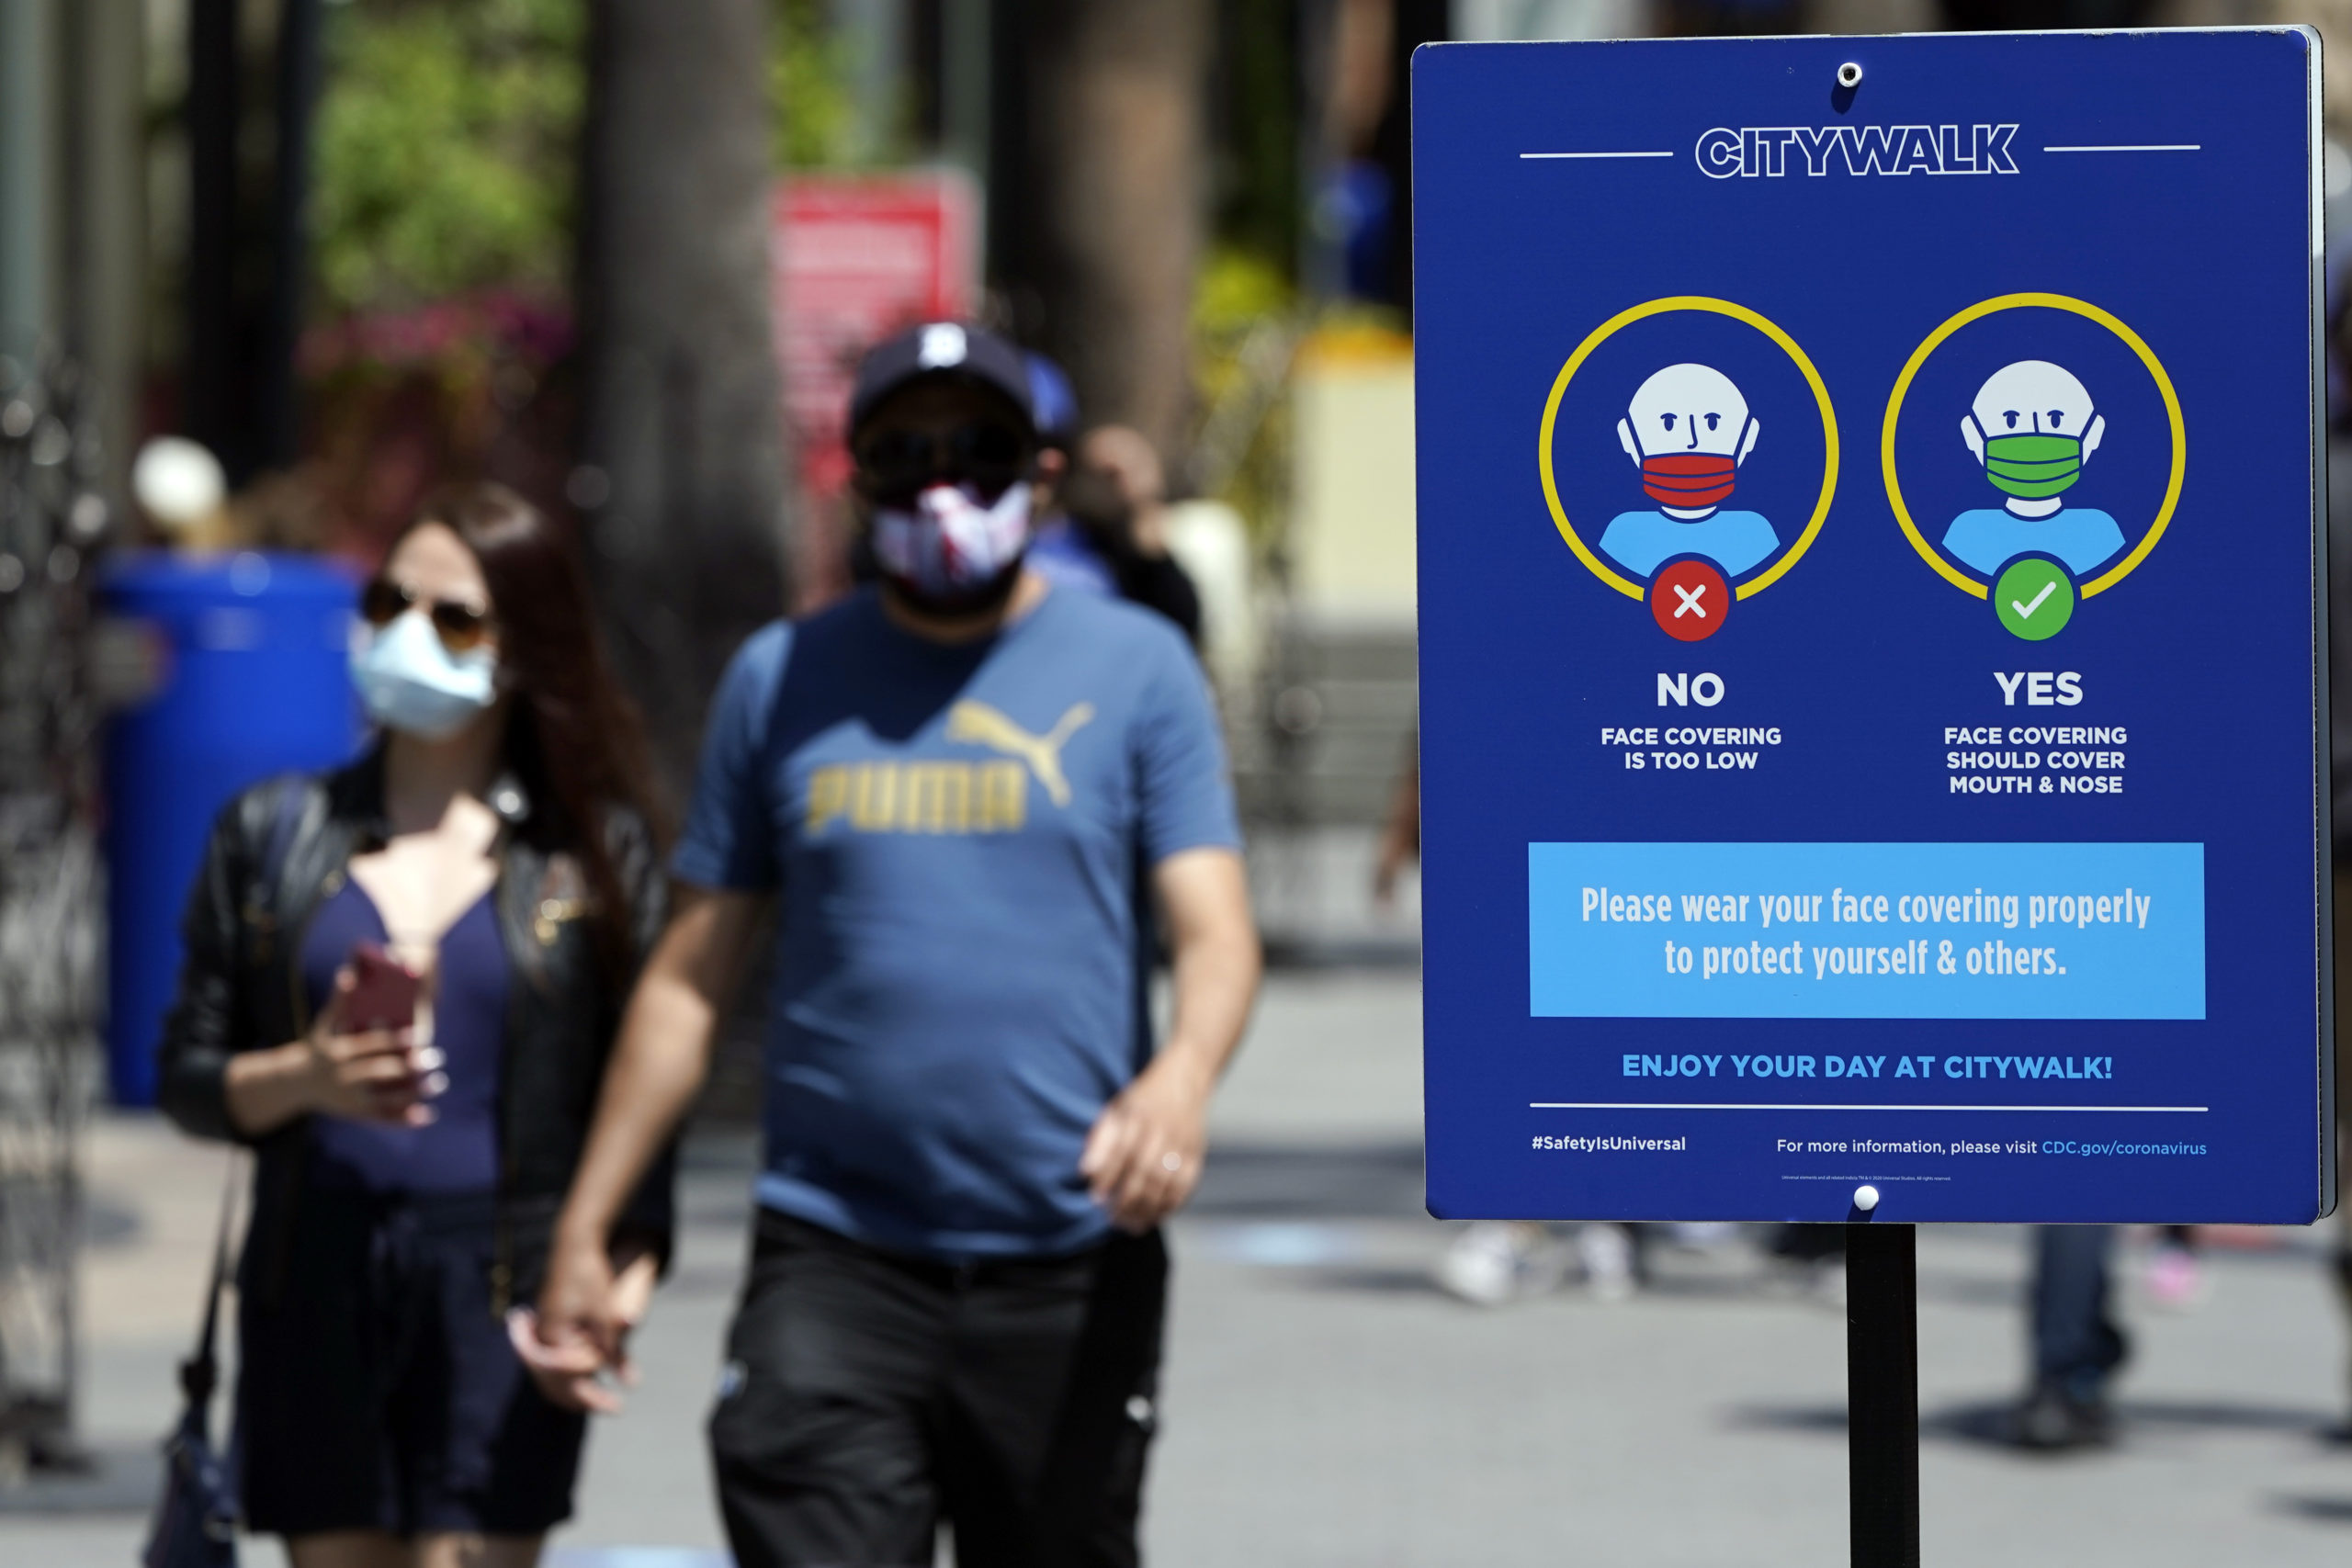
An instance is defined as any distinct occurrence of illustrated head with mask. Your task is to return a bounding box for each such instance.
[847,321,1056,618]
[1597,363,1781,579]
[1939,359,2126,578]
[1961,361,2107,519]
[1616,363,1760,517]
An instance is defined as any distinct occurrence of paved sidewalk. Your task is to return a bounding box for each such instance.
[7,969,2351,1565]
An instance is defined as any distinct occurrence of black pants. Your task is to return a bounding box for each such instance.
[708,1211,1166,1568]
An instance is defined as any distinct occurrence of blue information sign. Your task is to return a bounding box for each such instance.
[1413,28,2334,1224]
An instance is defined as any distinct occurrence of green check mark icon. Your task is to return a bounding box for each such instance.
[1993,559,2074,641]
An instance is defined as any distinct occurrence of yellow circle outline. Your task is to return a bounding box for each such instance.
[1538,297,1839,603]
[1881,292,2185,602]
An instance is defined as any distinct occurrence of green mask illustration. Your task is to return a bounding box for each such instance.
[1981,431,2083,502]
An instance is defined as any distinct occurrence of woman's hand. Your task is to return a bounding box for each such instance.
[221,965,438,1137]
[298,966,438,1124]
[513,1224,630,1414]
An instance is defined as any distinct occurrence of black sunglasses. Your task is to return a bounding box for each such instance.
[360,577,495,654]
[854,422,1030,500]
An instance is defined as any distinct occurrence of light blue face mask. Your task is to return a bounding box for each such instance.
[350,611,498,740]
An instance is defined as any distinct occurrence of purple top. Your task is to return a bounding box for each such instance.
[300,877,508,1193]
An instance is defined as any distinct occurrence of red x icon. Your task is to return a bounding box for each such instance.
[1649,559,1729,641]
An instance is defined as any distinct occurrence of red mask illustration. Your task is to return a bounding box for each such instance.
[1641,451,1739,510]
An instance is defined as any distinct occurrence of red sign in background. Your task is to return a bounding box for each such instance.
[771,172,980,604]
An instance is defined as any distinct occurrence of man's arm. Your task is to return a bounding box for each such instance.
[1080,846,1260,1231]
[526,886,766,1406]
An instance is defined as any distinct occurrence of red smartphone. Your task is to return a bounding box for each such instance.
[344,942,421,1032]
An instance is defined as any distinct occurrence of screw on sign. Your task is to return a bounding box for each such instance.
[1648,558,1728,640]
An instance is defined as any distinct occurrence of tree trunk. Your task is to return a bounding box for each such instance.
[62,0,146,526]
[182,0,243,476]
[577,0,788,798]
[1017,0,1210,470]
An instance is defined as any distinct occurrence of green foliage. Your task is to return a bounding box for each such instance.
[1195,247,1294,339]
[311,0,585,317]
[1191,247,1298,551]
[311,0,888,322]
[771,0,860,168]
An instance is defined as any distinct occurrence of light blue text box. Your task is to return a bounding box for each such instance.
[1529,842,2206,1020]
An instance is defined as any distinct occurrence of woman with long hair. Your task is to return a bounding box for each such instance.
[157,482,672,1568]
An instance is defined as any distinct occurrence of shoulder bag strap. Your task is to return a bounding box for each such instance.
[179,1158,239,1407]
[179,783,304,1406]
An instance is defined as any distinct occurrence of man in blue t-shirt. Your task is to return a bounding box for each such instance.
[525,321,1260,1567]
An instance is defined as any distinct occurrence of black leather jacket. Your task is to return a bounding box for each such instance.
[156,750,673,1308]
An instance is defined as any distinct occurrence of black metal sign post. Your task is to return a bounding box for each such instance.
[1846,1222,1919,1568]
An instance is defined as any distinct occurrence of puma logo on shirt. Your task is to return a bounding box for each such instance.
[802,702,1096,836]
[944,702,1095,806]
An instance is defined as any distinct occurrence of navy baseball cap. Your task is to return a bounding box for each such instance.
[848,321,1036,442]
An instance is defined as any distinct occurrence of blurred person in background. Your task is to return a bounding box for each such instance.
[1021,351,1109,593]
[2014,1226,2128,1450]
[2143,1224,2205,1310]
[2334,873,2352,1441]
[1021,354,1203,649]
[1372,743,1419,908]
[526,321,1261,1567]
[1067,424,1204,648]
[157,484,674,1568]
[2328,267,2352,1441]
[1438,1216,1652,1306]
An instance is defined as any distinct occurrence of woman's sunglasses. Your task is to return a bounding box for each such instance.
[360,577,495,654]
[854,422,1029,501]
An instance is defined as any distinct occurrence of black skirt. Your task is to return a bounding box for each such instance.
[236,1183,586,1537]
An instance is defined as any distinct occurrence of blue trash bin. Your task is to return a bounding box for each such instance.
[101,550,363,1107]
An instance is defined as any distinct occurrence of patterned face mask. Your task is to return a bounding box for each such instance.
[870,481,1034,604]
